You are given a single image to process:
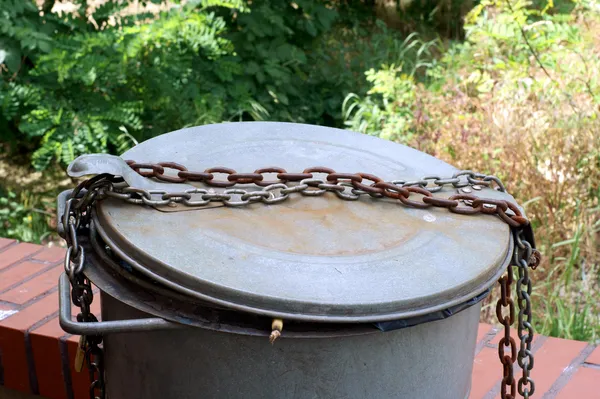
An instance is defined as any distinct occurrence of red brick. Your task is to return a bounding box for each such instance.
[556,367,600,399]
[0,261,48,292]
[0,265,62,304]
[0,327,29,392]
[32,246,66,263]
[0,290,61,330]
[585,345,600,366]
[0,237,15,250]
[30,317,68,399]
[477,323,494,344]
[0,291,59,392]
[0,242,42,270]
[469,346,500,398]
[0,301,18,321]
[517,337,587,397]
[67,335,92,399]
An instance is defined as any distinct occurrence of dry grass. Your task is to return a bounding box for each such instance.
[404,7,600,339]
[413,88,599,335]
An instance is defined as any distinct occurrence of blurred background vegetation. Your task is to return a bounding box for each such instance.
[1,0,598,341]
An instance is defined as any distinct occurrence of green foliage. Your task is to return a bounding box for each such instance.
[342,33,436,141]
[439,0,600,106]
[343,67,417,141]
[404,0,474,38]
[0,0,55,71]
[345,0,600,141]
[537,206,600,341]
[24,8,245,169]
[0,189,53,244]
[220,0,339,123]
[2,0,252,170]
[1,0,400,170]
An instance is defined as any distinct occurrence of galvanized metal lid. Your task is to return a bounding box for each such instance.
[94,122,512,322]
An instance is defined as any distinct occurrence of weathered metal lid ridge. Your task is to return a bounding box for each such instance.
[95,122,512,322]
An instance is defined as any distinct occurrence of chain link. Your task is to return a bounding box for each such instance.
[515,230,536,398]
[112,163,532,228]
[497,262,517,399]
[63,176,113,399]
[87,343,105,399]
[125,161,510,191]
[495,228,538,399]
[62,163,541,399]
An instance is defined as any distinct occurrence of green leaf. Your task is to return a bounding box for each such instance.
[0,42,22,72]
[305,21,317,37]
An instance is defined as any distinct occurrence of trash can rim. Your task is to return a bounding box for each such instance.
[93,122,513,321]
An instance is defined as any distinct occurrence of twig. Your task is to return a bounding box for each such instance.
[573,50,596,99]
[29,208,54,216]
[504,0,581,113]
[505,0,553,81]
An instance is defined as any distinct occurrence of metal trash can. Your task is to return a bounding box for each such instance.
[58,122,522,399]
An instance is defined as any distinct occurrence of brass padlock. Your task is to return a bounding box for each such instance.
[74,335,87,372]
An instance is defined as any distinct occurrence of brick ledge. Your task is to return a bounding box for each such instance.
[1,238,599,398]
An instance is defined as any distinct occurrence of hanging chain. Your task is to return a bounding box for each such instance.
[86,344,105,399]
[63,175,113,399]
[515,229,536,398]
[497,229,537,399]
[62,162,541,399]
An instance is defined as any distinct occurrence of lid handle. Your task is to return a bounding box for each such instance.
[67,154,196,192]
[59,273,184,335]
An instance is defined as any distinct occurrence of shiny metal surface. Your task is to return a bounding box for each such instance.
[81,236,377,338]
[102,291,479,399]
[96,122,512,321]
[67,154,195,192]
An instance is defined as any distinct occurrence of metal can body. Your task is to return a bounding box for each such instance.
[59,123,518,398]
[102,292,480,399]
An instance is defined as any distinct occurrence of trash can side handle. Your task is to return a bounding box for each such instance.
[59,273,185,335]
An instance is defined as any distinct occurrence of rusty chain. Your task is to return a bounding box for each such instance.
[125,160,507,191]
[63,175,112,399]
[109,162,528,227]
[515,229,536,398]
[62,161,540,399]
